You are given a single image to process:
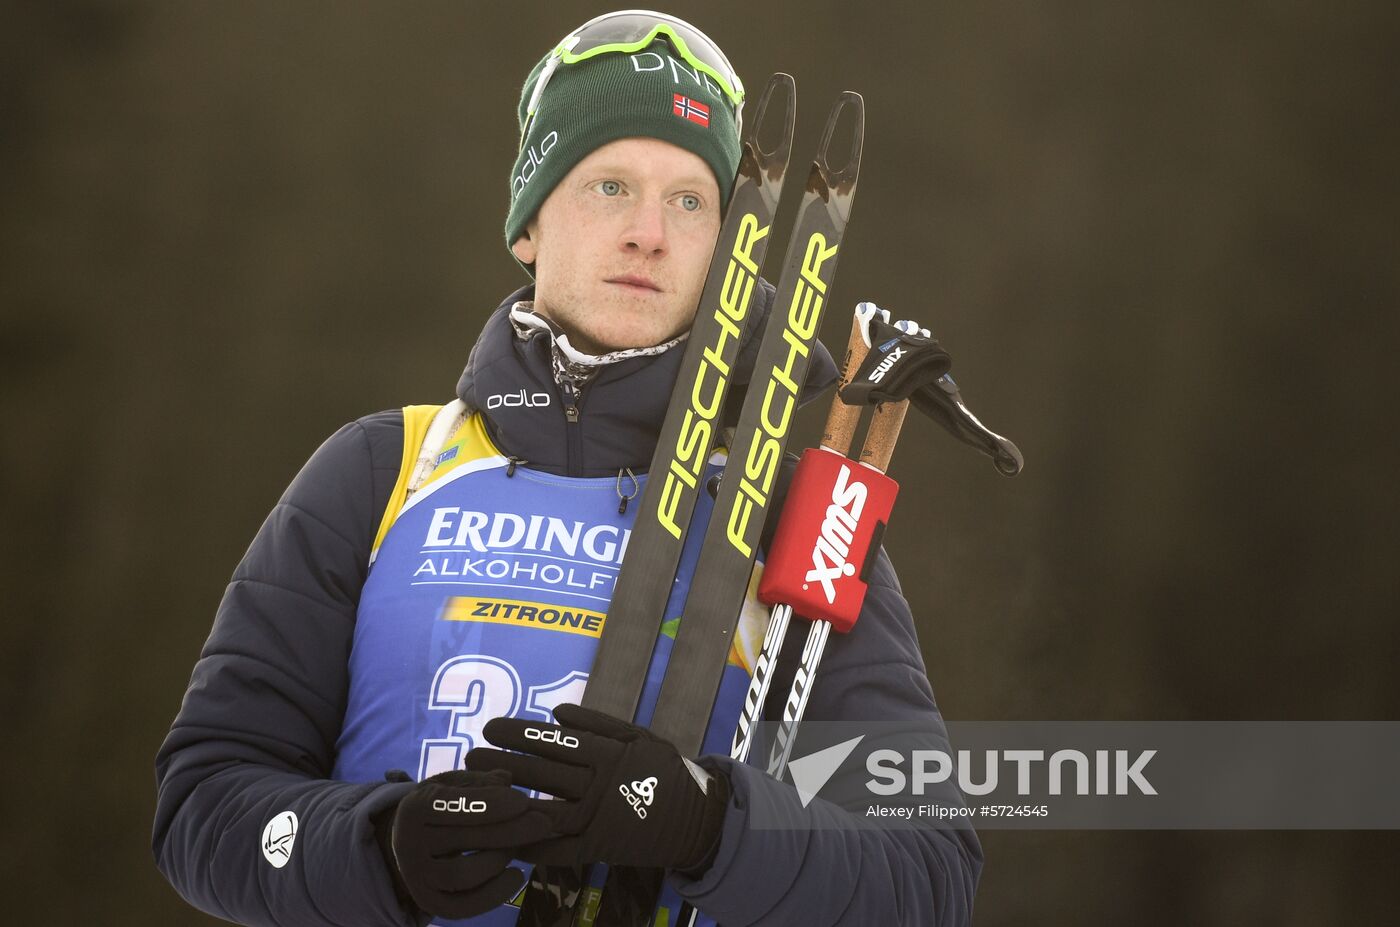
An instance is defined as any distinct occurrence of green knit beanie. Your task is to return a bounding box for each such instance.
[504,39,742,260]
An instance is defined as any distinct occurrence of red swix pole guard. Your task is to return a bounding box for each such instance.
[757,446,898,633]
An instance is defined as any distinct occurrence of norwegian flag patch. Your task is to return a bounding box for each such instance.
[673,94,710,127]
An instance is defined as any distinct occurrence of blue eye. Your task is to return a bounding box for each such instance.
[679,194,701,212]
[599,180,622,196]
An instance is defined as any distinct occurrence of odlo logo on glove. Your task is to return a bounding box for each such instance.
[620,775,658,819]
[524,726,580,749]
[464,703,730,874]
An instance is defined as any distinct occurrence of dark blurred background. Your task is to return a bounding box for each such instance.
[4,0,1398,922]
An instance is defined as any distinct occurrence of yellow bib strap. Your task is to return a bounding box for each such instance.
[372,404,443,559]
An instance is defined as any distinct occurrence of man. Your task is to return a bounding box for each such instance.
[153,11,981,926]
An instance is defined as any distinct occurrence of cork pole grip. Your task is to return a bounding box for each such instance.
[858,399,910,473]
[821,310,872,455]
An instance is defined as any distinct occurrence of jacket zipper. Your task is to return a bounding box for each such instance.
[562,381,586,477]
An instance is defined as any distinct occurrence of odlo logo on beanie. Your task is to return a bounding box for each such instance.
[513,130,560,199]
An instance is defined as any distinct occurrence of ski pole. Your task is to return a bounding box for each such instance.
[766,388,910,779]
[744,303,1021,783]
[765,378,912,780]
[733,304,918,772]
[730,302,881,765]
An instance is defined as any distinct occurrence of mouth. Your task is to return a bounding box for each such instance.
[605,275,663,293]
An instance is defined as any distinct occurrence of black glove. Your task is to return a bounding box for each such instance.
[380,768,552,920]
[464,703,729,873]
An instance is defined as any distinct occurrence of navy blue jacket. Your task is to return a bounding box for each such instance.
[153,283,982,926]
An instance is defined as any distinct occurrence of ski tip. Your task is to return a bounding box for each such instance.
[745,72,795,181]
[817,91,856,187]
[812,93,862,218]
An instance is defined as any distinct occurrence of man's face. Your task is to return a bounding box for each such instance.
[511,137,722,354]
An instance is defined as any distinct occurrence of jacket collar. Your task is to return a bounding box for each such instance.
[456,281,837,477]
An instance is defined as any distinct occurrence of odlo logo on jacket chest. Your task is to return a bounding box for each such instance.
[432,797,488,813]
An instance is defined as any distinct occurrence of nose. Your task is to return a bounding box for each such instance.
[620,198,667,256]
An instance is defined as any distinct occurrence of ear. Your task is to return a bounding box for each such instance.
[511,225,538,265]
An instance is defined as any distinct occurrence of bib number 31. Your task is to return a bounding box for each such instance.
[418,655,588,780]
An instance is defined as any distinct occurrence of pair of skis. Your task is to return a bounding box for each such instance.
[515,73,865,927]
